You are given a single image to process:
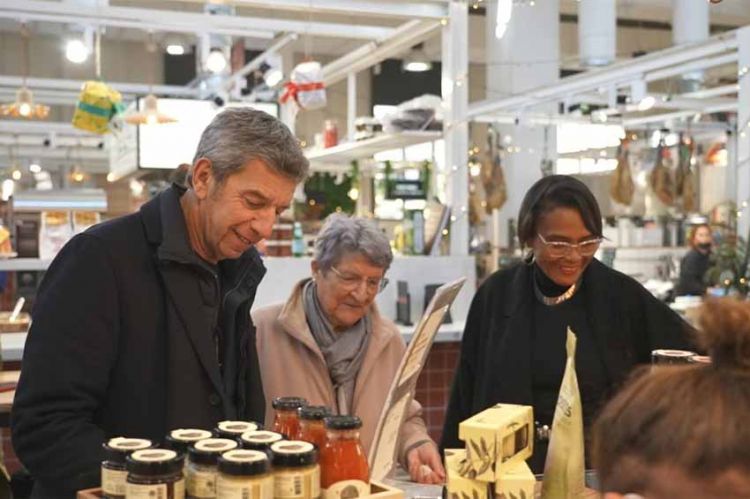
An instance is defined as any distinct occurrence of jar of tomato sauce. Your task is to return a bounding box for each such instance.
[319,416,369,499]
[272,397,308,439]
[296,406,330,448]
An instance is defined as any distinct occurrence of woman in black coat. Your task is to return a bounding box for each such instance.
[441,175,693,472]
[675,223,713,296]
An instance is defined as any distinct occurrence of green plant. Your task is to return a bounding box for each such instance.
[705,205,750,297]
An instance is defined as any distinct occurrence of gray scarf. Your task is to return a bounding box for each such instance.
[302,279,370,415]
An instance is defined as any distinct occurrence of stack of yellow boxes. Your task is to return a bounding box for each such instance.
[445,404,536,499]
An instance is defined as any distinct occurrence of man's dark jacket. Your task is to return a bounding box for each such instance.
[11,186,267,497]
[441,259,694,451]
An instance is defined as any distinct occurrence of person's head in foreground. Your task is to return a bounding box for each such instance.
[592,297,750,499]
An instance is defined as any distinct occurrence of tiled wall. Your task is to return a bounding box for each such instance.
[414,342,461,445]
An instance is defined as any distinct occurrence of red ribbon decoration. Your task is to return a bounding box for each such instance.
[279,81,325,108]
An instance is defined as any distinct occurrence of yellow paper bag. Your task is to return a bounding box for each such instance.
[72,80,123,134]
[541,327,585,499]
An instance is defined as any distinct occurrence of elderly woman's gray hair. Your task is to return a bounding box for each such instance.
[314,214,393,272]
[190,107,309,186]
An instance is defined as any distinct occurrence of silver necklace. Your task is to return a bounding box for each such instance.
[534,279,581,306]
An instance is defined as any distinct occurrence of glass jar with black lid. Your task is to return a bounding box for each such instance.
[216,449,273,499]
[125,448,184,499]
[214,420,261,440]
[186,438,238,498]
[297,406,330,448]
[164,429,213,456]
[272,397,307,438]
[271,440,320,499]
[101,437,153,499]
[240,430,284,457]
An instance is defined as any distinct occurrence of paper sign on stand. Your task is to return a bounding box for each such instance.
[368,278,466,481]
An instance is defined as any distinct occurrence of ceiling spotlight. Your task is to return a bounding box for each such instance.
[65,38,90,64]
[264,68,284,87]
[166,44,185,56]
[11,169,22,181]
[206,48,228,73]
[637,95,656,112]
[165,34,189,56]
[402,44,433,72]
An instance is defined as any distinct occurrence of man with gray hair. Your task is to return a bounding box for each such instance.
[12,108,308,497]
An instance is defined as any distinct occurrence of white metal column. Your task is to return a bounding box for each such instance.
[737,27,750,237]
[578,0,616,67]
[672,0,709,89]
[442,1,469,256]
[486,0,559,250]
[347,72,357,141]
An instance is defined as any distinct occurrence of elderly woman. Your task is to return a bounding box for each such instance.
[253,214,445,484]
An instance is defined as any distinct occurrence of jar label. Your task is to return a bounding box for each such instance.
[175,478,185,498]
[187,468,216,497]
[323,480,369,499]
[101,467,128,495]
[274,468,321,499]
[216,475,273,499]
[125,483,167,499]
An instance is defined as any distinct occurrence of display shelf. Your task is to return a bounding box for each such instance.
[398,320,465,343]
[305,131,442,165]
[0,258,52,272]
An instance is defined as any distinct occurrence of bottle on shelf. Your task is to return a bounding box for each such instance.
[292,222,305,257]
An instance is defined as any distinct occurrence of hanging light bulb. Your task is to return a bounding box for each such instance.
[206,48,228,73]
[66,38,90,64]
[264,68,284,87]
[402,44,433,72]
[1,25,50,119]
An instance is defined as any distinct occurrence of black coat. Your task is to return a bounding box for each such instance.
[11,186,267,498]
[676,248,711,296]
[441,259,693,452]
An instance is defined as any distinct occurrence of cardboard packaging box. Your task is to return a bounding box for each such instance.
[495,460,535,498]
[445,448,493,499]
[457,404,534,482]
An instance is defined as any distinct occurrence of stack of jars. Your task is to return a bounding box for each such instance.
[100,398,372,499]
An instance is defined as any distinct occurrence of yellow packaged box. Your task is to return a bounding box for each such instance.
[494,460,535,498]
[458,404,534,482]
[445,448,492,499]
[72,80,123,134]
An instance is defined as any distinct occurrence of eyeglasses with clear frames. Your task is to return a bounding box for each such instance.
[537,233,603,257]
[329,266,389,294]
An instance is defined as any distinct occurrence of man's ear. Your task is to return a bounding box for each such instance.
[191,158,213,200]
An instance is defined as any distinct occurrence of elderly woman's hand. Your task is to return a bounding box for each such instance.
[406,441,446,484]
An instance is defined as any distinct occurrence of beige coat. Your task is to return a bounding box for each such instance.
[253,279,432,464]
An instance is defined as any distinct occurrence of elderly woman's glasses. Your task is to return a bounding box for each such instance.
[537,233,602,258]
[329,266,389,294]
